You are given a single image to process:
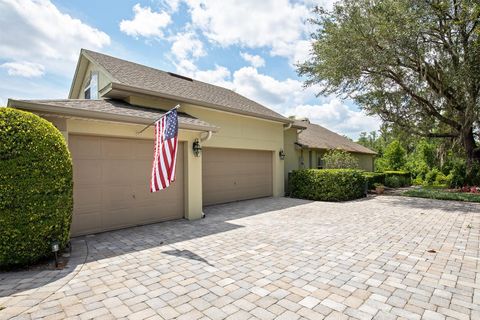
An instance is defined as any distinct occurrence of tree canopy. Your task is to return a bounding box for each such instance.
[298,0,480,170]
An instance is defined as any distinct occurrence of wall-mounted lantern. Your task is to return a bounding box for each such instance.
[279,149,286,160]
[193,139,202,157]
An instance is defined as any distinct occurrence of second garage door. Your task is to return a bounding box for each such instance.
[70,135,184,236]
[202,148,273,206]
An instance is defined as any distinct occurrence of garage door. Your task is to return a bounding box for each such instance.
[202,148,273,206]
[70,135,184,236]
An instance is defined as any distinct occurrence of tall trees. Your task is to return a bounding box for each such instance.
[298,0,480,172]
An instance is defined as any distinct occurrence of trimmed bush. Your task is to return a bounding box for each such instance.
[289,169,366,202]
[323,149,359,169]
[0,108,73,268]
[363,172,385,190]
[383,171,411,188]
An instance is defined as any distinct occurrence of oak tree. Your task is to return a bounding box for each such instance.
[299,0,480,171]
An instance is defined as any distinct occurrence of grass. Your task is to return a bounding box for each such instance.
[403,186,480,203]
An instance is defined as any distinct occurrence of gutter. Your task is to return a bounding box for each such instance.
[8,99,219,133]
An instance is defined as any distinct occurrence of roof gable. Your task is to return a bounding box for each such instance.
[68,53,114,99]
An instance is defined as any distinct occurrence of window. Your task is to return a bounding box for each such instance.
[317,157,325,169]
[84,72,98,99]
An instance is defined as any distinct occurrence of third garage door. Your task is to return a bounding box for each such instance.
[202,148,273,206]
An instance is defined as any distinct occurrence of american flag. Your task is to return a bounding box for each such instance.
[150,108,178,192]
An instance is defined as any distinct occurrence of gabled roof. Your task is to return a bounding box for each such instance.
[8,99,218,132]
[78,49,291,124]
[296,121,377,155]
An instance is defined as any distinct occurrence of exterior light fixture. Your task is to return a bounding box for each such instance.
[51,240,59,268]
[193,139,202,157]
[279,149,286,160]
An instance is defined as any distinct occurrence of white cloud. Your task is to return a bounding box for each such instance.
[0,0,110,75]
[120,4,171,38]
[182,0,310,63]
[170,32,205,60]
[240,52,265,68]
[231,67,311,109]
[272,39,313,66]
[0,61,45,77]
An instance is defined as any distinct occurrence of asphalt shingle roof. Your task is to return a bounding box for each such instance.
[82,49,290,123]
[296,121,377,155]
[9,99,216,130]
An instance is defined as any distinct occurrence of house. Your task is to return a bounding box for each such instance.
[284,118,376,177]
[8,49,375,237]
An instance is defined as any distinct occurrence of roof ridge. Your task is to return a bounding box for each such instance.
[80,49,289,123]
[299,121,377,155]
[82,49,237,94]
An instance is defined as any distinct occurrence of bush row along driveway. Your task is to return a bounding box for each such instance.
[0,196,479,320]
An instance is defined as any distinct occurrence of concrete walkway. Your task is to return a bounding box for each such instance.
[0,196,479,319]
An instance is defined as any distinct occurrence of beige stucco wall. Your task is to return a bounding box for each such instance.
[283,128,298,189]
[128,96,286,198]
[353,153,375,172]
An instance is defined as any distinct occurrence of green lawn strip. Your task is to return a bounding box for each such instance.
[403,187,480,203]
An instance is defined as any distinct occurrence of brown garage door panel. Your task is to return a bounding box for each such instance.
[203,148,273,206]
[70,135,184,236]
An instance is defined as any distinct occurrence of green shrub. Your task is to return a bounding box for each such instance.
[289,169,366,201]
[435,172,450,186]
[412,176,424,186]
[0,108,73,268]
[424,168,439,185]
[383,140,407,170]
[383,171,411,188]
[323,149,359,169]
[363,172,385,189]
[385,176,402,188]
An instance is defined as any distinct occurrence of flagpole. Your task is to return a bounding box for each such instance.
[137,104,180,134]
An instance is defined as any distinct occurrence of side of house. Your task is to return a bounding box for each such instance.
[8,49,376,237]
[283,119,376,184]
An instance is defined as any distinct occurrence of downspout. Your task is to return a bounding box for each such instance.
[200,130,212,142]
[199,130,212,219]
[283,122,292,131]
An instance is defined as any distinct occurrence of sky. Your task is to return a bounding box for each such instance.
[0,0,380,139]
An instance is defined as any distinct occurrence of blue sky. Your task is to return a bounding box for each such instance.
[0,0,380,138]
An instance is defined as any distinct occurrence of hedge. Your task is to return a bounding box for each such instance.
[363,172,385,189]
[383,171,411,188]
[0,108,73,267]
[289,169,366,202]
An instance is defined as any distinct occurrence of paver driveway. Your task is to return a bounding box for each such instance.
[1,196,479,320]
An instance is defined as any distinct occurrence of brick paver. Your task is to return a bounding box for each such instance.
[0,196,479,319]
